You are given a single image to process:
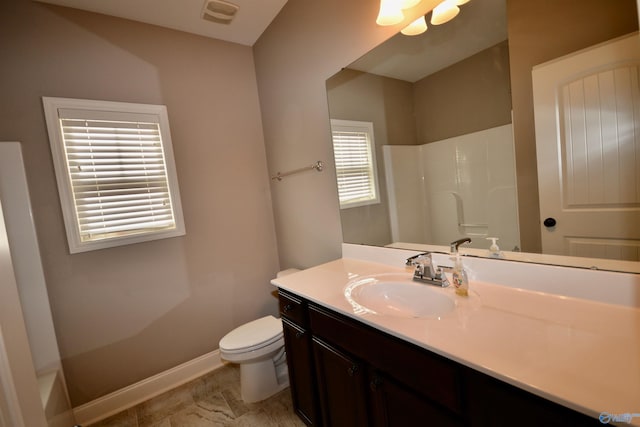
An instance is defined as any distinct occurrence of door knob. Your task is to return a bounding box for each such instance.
[543,217,556,228]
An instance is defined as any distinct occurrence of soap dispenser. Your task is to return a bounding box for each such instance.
[451,250,469,297]
[486,237,503,259]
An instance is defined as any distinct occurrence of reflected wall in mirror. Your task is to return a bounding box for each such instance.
[326,0,639,269]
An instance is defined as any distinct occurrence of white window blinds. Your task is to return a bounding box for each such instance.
[330,119,380,209]
[43,98,185,253]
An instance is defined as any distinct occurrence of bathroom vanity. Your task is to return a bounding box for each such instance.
[272,245,640,426]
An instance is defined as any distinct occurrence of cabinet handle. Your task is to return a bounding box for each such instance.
[370,376,382,391]
[295,331,304,339]
[284,304,294,312]
[347,364,359,376]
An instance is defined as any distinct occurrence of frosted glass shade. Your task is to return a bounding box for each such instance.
[376,0,405,25]
[401,16,428,35]
[431,0,459,25]
[400,0,422,8]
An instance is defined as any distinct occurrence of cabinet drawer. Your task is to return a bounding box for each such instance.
[278,290,307,327]
[309,304,462,415]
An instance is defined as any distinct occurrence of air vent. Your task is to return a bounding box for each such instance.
[202,0,239,24]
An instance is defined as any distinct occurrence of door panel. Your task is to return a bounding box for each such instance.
[533,33,640,259]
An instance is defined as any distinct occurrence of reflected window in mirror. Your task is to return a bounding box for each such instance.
[331,119,380,209]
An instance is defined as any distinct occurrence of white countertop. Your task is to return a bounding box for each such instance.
[272,252,640,425]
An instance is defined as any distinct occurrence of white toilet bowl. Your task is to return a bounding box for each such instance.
[219,315,289,403]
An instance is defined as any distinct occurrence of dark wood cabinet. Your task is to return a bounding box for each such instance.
[278,289,599,427]
[369,371,463,427]
[280,290,320,426]
[312,337,369,426]
[464,368,601,427]
[281,318,319,425]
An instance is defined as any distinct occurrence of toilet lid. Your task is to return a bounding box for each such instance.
[219,315,283,352]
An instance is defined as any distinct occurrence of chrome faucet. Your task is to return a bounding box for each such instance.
[406,253,449,287]
[450,237,471,253]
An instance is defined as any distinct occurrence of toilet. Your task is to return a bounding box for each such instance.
[219,315,288,402]
[218,269,299,403]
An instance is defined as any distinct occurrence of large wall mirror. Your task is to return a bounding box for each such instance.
[326,0,640,272]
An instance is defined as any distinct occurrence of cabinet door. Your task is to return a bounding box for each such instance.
[309,304,462,414]
[282,318,319,426]
[369,372,463,427]
[465,369,602,427]
[312,337,369,427]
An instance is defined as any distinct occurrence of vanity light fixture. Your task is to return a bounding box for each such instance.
[401,0,422,8]
[377,0,470,36]
[376,0,405,26]
[401,15,428,35]
[376,0,425,26]
[431,0,460,25]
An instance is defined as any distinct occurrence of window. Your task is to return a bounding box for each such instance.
[330,119,380,209]
[42,97,185,253]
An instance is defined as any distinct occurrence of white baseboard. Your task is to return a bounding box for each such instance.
[73,350,223,426]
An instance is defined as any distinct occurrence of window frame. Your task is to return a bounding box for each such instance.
[42,97,186,253]
[330,119,381,209]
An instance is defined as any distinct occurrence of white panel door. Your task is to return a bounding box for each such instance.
[533,33,640,260]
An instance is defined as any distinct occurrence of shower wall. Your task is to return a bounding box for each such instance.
[0,143,74,426]
[384,124,520,252]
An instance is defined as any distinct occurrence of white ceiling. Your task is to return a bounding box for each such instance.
[36,0,288,46]
[349,0,507,82]
[36,0,506,79]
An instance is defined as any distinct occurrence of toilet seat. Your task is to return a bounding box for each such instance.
[219,315,283,354]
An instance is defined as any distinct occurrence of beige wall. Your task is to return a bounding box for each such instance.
[327,70,418,149]
[326,69,417,246]
[415,40,512,143]
[507,0,638,253]
[254,0,442,268]
[0,0,279,406]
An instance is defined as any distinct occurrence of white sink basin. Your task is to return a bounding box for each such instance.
[344,273,455,318]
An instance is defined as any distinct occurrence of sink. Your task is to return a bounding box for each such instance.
[344,273,455,318]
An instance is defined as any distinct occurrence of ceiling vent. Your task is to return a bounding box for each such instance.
[202,0,239,24]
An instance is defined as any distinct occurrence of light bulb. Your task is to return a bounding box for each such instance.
[401,16,428,36]
[431,0,459,25]
[376,0,405,26]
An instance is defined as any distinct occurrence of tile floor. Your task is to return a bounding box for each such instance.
[88,364,306,427]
